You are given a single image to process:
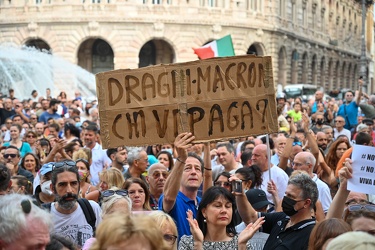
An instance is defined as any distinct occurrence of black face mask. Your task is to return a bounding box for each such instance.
[316,119,324,125]
[282,196,300,216]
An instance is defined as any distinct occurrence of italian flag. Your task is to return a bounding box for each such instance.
[193,35,235,59]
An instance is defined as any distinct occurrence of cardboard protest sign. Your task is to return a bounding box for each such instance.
[96,55,278,148]
[348,144,375,195]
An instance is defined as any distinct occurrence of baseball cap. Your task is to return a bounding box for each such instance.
[363,118,374,125]
[246,189,274,210]
[40,162,55,175]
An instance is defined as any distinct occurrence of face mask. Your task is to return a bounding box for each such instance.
[282,196,300,216]
[316,119,324,125]
[41,180,53,196]
[78,170,88,181]
[161,148,173,155]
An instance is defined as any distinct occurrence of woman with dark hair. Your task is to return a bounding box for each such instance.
[213,172,232,192]
[3,123,32,157]
[36,138,51,163]
[11,175,33,195]
[157,150,175,171]
[179,186,264,249]
[235,165,263,192]
[24,130,38,153]
[64,123,80,143]
[20,152,41,177]
[123,177,151,211]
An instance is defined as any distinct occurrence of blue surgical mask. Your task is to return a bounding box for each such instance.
[161,148,173,155]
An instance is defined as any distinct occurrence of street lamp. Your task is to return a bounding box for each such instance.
[356,0,374,93]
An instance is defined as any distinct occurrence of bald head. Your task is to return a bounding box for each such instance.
[147,163,168,175]
[251,144,269,171]
[292,151,316,175]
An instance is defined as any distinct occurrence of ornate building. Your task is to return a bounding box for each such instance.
[0,0,373,95]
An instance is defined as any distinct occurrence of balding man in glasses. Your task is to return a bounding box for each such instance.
[147,163,169,210]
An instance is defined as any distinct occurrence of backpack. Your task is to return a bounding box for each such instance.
[42,198,96,233]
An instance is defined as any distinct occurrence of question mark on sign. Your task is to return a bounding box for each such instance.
[256,99,268,130]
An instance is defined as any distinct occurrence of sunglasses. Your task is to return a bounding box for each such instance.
[347,204,375,212]
[214,181,231,187]
[152,171,169,179]
[52,160,76,171]
[4,154,17,158]
[293,141,302,146]
[163,234,177,244]
[102,189,128,198]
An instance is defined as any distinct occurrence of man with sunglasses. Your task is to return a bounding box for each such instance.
[333,115,352,141]
[146,163,169,210]
[3,146,33,183]
[49,160,102,248]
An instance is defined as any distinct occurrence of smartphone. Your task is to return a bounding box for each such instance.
[231,180,243,193]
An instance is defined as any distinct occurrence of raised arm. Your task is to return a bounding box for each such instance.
[326,159,352,219]
[356,78,363,106]
[202,142,212,194]
[162,132,194,213]
[230,175,258,224]
[279,121,296,171]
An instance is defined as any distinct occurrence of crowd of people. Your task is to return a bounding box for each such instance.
[0,81,375,250]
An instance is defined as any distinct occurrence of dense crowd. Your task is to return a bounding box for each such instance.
[0,81,375,250]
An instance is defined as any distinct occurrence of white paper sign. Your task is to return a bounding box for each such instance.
[347,144,375,195]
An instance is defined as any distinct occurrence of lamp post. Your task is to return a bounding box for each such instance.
[360,0,367,93]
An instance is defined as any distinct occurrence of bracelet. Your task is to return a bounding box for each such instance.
[176,158,186,164]
[204,167,212,171]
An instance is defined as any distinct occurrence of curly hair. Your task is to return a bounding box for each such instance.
[325,137,351,172]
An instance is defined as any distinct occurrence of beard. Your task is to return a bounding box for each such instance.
[56,193,78,210]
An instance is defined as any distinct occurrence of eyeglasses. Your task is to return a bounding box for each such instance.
[152,171,169,179]
[291,162,304,167]
[347,204,375,212]
[214,181,231,187]
[163,234,177,245]
[52,160,76,171]
[4,154,17,158]
[335,120,344,123]
[27,135,36,138]
[102,189,128,198]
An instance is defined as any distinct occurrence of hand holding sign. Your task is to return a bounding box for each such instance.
[347,145,375,194]
[174,132,195,161]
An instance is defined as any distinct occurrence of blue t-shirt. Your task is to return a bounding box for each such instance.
[38,111,61,124]
[337,101,358,130]
[3,141,32,158]
[159,191,201,241]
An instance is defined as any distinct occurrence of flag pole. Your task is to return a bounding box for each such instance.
[266,134,272,180]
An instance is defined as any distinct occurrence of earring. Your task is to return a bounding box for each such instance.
[204,219,207,223]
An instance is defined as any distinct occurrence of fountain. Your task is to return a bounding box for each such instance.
[0,45,96,100]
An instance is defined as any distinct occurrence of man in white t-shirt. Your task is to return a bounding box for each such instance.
[292,151,332,213]
[49,160,102,248]
[251,144,289,204]
[212,143,242,181]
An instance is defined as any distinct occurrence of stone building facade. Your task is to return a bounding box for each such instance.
[0,0,373,95]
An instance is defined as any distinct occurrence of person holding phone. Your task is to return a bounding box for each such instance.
[337,78,363,131]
